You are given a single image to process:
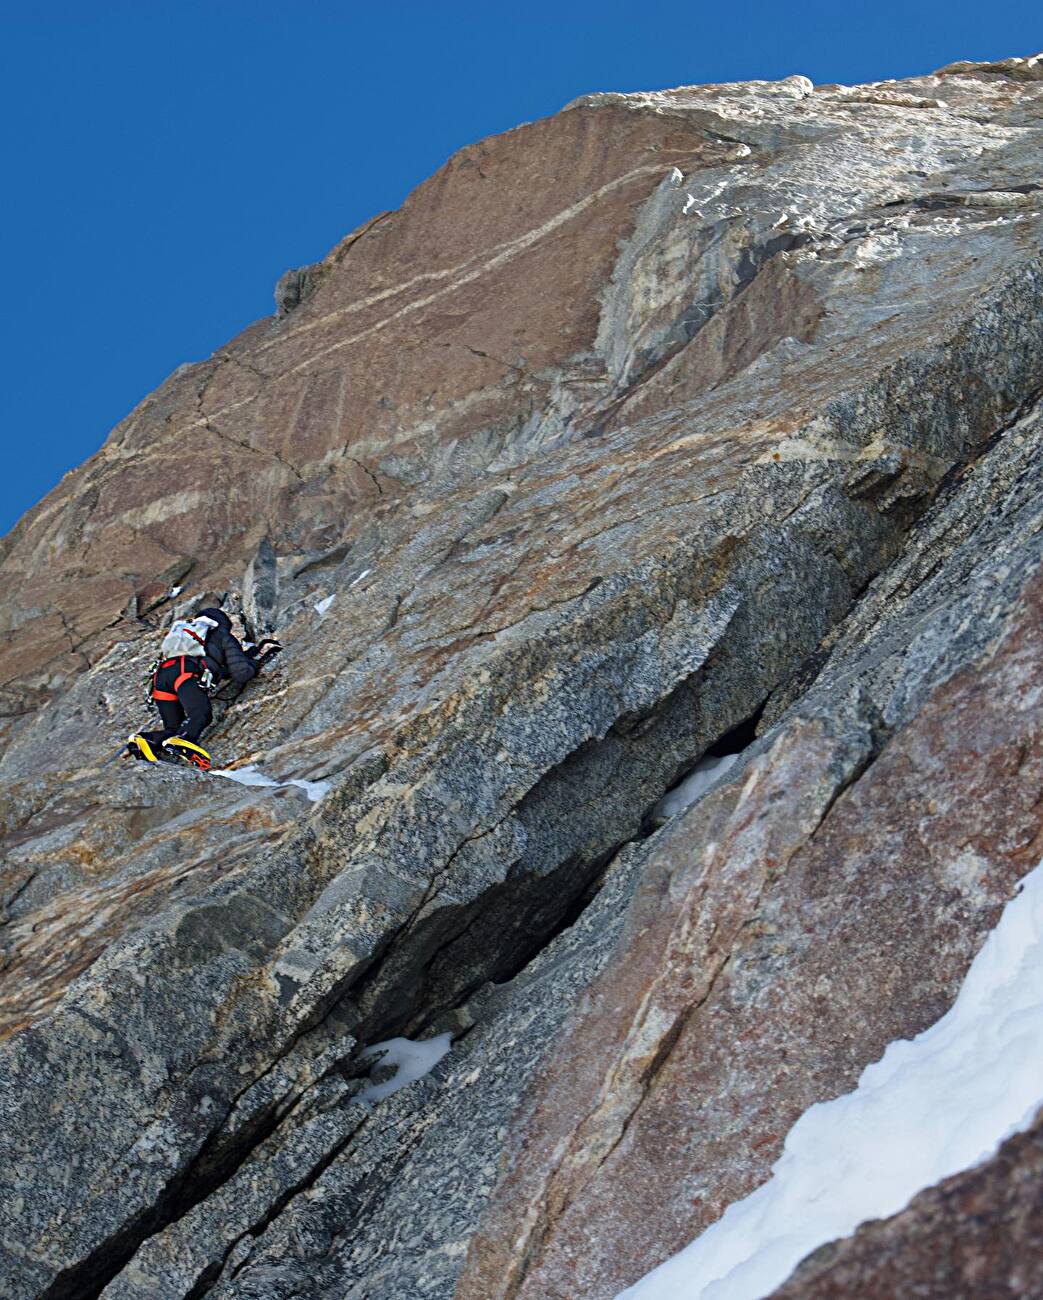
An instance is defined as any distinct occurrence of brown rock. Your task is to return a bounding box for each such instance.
[0,104,725,700]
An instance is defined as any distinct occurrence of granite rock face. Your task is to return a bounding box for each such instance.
[458,397,1043,1300]
[1,53,1043,1300]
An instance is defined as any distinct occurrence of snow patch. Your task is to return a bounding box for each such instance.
[349,568,372,588]
[668,166,684,187]
[168,585,183,598]
[314,594,335,615]
[652,752,739,824]
[287,776,332,802]
[356,1033,453,1104]
[212,764,280,790]
[212,764,331,802]
[618,856,1043,1300]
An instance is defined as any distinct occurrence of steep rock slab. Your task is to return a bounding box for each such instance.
[2,54,1041,715]
[456,402,1043,1299]
[98,373,1043,1298]
[1,56,1042,1299]
[3,53,1042,1034]
[4,181,1043,1042]
[770,1105,1043,1298]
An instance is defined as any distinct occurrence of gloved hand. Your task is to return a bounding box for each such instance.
[255,640,283,669]
[246,637,282,658]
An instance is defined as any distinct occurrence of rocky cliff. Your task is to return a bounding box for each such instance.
[1,53,1042,1300]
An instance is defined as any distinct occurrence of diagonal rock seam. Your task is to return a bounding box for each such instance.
[175,1105,372,1300]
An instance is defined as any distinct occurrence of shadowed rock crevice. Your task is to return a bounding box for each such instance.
[280,677,780,1055]
[337,569,847,1052]
[36,1057,307,1300]
[69,673,783,1300]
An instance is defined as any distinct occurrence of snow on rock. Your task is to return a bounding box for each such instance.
[211,764,281,790]
[652,752,739,824]
[288,776,332,802]
[669,166,684,187]
[314,593,335,615]
[356,1033,453,1105]
[349,568,372,588]
[618,855,1043,1300]
[212,764,331,803]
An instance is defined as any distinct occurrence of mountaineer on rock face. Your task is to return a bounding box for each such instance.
[127,607,281,770]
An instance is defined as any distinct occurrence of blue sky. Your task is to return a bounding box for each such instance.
[1,1,1039,536]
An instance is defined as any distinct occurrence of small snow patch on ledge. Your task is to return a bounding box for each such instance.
[652,752,739,824]
[314,594,335,615]
[356,1033,453,1105]
[212,764,330,802]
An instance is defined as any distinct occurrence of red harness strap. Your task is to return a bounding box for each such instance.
[153,655,199,701]
[173,655,196,691]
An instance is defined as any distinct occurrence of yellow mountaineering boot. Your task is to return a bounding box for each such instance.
[126,734,160,762]
[162,737,212,771]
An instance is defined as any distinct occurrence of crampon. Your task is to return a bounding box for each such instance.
[162,737,213,771]
[123,734,212,771]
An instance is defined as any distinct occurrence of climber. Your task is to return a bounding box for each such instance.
[127,608,281,770]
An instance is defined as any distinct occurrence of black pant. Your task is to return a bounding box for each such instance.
[142,671,213,746]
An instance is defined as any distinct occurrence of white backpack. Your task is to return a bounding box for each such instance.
[160,616,218,658]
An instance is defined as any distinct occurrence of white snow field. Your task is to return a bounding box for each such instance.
[212,763,330,802]
[652,752,740,824]
[313,593,336,615]
[618,855,1043,1300]
[356,1034,453,1105]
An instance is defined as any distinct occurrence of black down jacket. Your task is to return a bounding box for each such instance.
[197,608,258,685]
